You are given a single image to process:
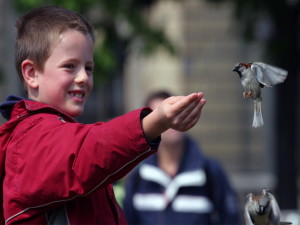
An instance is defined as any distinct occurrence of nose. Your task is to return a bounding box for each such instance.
[75,67,89,84]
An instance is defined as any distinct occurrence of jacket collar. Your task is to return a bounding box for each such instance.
[0,95,27,120]
[0,95,75,123]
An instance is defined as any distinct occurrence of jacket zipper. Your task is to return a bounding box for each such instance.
[17,114,29,120]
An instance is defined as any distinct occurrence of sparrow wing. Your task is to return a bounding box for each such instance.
[244,194,255,225]
[251,62,288,87]
[267,191,281,224]
[244,210,255,225]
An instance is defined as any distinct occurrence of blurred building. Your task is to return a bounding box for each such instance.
[124,0,277,196]
[125,1,300,222]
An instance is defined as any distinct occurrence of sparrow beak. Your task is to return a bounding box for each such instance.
[232,66,242,78]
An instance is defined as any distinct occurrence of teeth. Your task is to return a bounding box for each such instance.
[70,93,84,98]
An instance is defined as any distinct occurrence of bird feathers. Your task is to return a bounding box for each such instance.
[233,62,288,128]
[251,62,288,87]
[253,100,263,128]
[244,189,292,225]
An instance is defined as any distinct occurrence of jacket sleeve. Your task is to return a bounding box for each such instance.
[205,158,242,225]
[5,108,159,209]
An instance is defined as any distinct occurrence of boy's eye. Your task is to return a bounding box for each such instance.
[64,64,75,69]
[86,66,94,73]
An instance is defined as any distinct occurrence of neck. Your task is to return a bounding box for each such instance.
[158,141,184,177]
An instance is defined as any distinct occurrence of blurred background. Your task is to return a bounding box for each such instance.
[0,0,299,223]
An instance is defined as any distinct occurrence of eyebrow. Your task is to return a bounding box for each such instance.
[61,58,94,65]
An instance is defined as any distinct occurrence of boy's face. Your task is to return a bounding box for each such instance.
[32,30,94,117]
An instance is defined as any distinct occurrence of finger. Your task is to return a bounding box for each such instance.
[174,97,205,125]
[181,101,205,131]
[170,101,204,132]
[176,110,202,132]
[197,92,204,99]
[171,100,199,125]
[172,93,202,112]
[181,115,201,131]
[182,99,205,129]
[184,105,204,130]
[164,92,204,109]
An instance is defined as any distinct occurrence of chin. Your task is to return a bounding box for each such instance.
[71,111,84,117]
[65,107,85,117]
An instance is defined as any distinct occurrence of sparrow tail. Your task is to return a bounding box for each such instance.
[252,100,263,128]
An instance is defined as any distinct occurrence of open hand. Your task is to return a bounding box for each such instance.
[142,92,206,140]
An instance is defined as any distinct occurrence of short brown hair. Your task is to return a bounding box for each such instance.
[145,91,172,106]
[15,5,95,89]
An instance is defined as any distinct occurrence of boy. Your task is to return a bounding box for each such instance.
[0,5,206,225]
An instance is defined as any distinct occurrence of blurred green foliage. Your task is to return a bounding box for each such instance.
[205,0,300,66]
[12,0,175,84]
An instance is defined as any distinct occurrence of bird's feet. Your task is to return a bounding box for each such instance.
[243,91,253,99]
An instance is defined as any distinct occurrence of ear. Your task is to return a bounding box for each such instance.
[21,59,39,89]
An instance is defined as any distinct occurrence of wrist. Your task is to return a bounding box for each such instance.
[141,109,168,141]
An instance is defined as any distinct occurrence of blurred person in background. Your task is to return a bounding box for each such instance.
[123,90,241,225]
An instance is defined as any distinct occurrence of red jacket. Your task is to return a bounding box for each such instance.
[0,98,158,224]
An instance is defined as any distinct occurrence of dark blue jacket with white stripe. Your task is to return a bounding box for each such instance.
[123,136,241,225]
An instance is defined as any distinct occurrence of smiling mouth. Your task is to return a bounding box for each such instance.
[68,90,85,99]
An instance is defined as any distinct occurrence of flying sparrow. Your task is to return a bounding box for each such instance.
[232,62,288,128]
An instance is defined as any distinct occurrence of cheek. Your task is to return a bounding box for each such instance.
[54,74,74,88]
[88,77,94,91]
